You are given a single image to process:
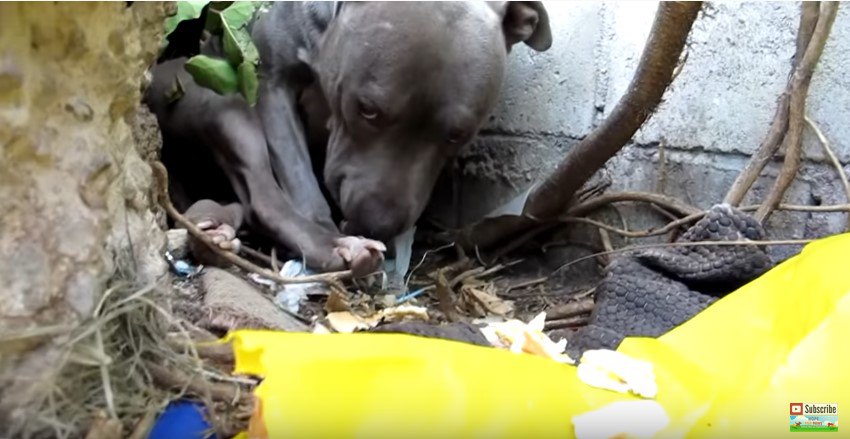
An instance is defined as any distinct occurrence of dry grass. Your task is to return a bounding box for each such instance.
[7,264,251,438]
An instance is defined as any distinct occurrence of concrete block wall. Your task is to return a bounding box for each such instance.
[426,1,850,262]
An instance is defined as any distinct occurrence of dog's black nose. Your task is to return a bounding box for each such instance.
[342,196,408,242]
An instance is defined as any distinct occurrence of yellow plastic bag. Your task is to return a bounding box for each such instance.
[228,233,850,438]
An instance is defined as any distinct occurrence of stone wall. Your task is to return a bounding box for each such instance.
[427,1,850,262]
[0,1,168,426]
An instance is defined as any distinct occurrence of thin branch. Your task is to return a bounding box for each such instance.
[562,203,850,239]
[488,223,555,263]
[546,297,595,321]
[597,228,614,266]
[239,245,273,267]
[724,2,820,206]
[804,115,850,230]
[555,238,813,275]
[504,277,548,293]
[746,203,850,213]
[544,315,590,331]
[488,197,850,262]
[151,161,354,285]
[757,2,839,222]
[448,259,522,288]
[147,362,248,405]
[567,191,702,217]
[559,212,703,238]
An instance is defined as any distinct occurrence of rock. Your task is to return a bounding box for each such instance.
[166,228,189,259]
[0,2,169,432]
[201,267,308,333]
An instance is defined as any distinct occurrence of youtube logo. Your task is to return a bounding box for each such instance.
[791,403,803,415]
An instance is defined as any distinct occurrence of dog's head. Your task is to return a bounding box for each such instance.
[313,1,551,241]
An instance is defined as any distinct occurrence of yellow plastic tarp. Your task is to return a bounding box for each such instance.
[227,233,850,438]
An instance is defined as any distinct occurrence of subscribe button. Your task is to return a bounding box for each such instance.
[790,403,838,432]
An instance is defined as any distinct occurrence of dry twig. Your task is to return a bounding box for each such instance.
[555,238,812,274]
[804,115,850,230]
[504,277,548,293]
[757,3,838,222]
[146,362,249,406]
[724,2,821,206]
[448,259,522,288]
[546,297,595,321]
[544,315,590,331]
[597,228,614,266]
[435,271,460,322]
[568,191,701,218]
[151,161,353,285]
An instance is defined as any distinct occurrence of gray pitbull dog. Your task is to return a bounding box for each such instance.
[145,1,551,276]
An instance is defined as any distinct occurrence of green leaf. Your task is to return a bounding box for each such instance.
[209,1,235,10]
[222,20,260,66]
[164,0,210,38]
[204,8,223,34]
[184,55,239,95]
[221,1,259,29]
[238,62,259,106]
[221,21,243,66]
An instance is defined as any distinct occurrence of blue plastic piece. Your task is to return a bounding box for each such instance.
[397,287,428,303]
[148,400,216,439]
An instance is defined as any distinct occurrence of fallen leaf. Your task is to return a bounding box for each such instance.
[577,349,657,398]
[460,286,514,317]
[325,312,379,333]
[572,400,669,439]
[324,305,429,334]
[435,271,460,322]
[379,305,429,323]
[324,290,351,313]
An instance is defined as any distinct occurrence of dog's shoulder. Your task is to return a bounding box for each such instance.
[252,2,340,75]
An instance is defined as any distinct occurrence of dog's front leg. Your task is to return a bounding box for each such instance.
[256,79,335,230]
[253,77,385,275]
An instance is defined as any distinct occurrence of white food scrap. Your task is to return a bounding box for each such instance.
[572,400,670,439]
[577,349,657,398]
[479,312,575,364]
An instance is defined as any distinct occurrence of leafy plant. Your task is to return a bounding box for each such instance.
[163,0,208,37]
[161,1,266,106]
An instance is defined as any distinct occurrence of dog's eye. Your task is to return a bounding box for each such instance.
[446,128,468,144]
[358,101,380,121]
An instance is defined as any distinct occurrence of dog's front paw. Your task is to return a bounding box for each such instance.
[186,220,242,267]
[333,236,387,277]
[195,220,242,252]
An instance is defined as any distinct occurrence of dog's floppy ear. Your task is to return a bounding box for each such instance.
[488,1,552,51]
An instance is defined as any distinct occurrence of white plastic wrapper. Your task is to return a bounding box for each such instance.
[249,259,323,314]
[382,226,416,294]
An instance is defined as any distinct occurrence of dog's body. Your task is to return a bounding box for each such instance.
[145,1,551,276]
